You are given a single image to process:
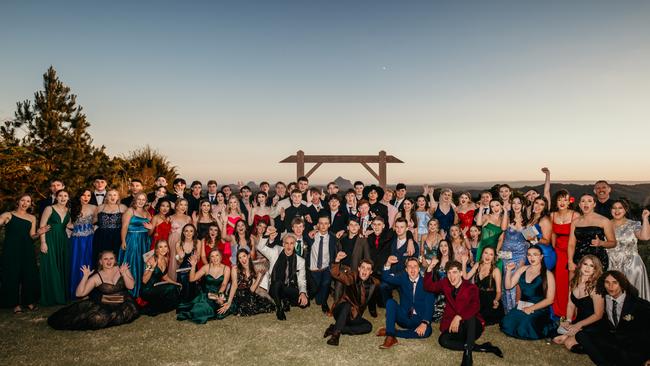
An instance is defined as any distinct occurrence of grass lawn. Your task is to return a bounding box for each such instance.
[0,304,593,366]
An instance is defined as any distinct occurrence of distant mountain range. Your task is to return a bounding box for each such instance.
[223,178,650,206]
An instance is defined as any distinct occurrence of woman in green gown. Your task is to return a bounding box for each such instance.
[475,199,505,269]
[177,249,236,324]
[39,189,72,306]
[0,194,50,313]
[141,240,181,315]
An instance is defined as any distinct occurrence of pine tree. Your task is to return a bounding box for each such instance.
[1,66,114,203]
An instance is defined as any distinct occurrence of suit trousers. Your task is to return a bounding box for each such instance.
[575,329,647,366]
[310,269,331,306]
[333,302,372,335]
[438,316,483,351]
[270,281,302,308]
[385,298,432,339]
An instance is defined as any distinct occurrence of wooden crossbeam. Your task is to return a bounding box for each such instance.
[279,150,403,188]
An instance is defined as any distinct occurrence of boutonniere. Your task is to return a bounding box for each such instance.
[622,314,633,321]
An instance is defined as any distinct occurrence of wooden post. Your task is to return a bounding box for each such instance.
[378,150,387,188]
[296,150,305,179]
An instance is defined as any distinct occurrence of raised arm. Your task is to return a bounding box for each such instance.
[542,167,551,203]
[75,266,99,297]
[504,263,526,290]
[637,210,650,241]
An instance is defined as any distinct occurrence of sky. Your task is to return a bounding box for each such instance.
[1,0,649,184]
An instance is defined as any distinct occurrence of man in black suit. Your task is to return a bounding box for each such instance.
[37,179,65,216]
[186,180,203,217]
[238,185,252,220]
[324,194,347,235]
[88,175,108,206]
[121,179,144,207]
[474,191,492,223]
[364,184,389,224]
[205,179,219,204]
[353,181,365,201]
[594,180,614,219]
[343,189,358,218]
[575,270,650,366]
[282,189,313,233]
[168,178,191,203]
[390,183,407,211]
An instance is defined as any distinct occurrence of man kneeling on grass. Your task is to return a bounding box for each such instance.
[376,255,434,349]
[424,259,503,366]
[257,231,309,320]
[324,252,378,346]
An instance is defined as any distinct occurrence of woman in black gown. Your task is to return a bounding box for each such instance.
[568,194,616,272]
[461,246,504,325]
[140,240,181,315]
[232,249,275,316]
[48,250,139,330]
[553,255,604,353]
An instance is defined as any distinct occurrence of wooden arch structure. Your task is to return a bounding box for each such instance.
[279,150,403,188]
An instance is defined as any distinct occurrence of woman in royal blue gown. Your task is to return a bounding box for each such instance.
[69,189,96,299]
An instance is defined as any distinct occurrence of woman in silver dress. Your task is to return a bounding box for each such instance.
[609,200,650,301]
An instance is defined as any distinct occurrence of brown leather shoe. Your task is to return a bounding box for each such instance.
[379,336,398,349]
[376,327,386,337]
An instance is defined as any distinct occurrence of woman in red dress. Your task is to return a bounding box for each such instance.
[456,192,477,235]
[199,223,231,269]
[550,189,579,318]
[150,199,172,250]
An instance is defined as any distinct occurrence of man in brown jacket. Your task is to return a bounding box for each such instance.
[324,252,379,346]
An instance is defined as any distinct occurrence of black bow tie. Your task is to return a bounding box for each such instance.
[96,193,105,196]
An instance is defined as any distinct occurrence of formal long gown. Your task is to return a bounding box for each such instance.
[609,220,650,301]
[432,267,447,323]
[433,206,455,234]
[0,214,39,307]
[47,273,139,330]
[150,220,171,250]
[457,210,475,233]
[233,271,275,316]
[166,218,184,281]
[196,221,213,240]
[140,266,180,316]
[501,226,529,312]
[40,209,70,306]
[118,215,151,297]
[93,209,122,262]
[552,221,571,317]
[500,272,555,340]
[476,222,503,269]
[574,226,609,270]
[176,274,235,324]
[69,214,94,299]
[176,249,198,303]
[475,270,504,325]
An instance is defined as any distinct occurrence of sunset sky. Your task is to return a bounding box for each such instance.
[2,0,649,184]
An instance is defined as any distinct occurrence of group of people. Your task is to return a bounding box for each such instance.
[1,169,650,366]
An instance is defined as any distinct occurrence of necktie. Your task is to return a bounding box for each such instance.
[612,299,618,326]
[317,235,324,269]
[296,240,302,257]
[375,236,380,249]
[359,280,366,305]
[96,193,105,196]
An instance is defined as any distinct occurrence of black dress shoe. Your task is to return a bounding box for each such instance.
[369,308,378,318]
[276,309,286,320]
[323,324,335,338]
[475,342,503,358]
[570,344,585,354]
[461,347,473,366]
[321,303,330,314]
[326,331,341,346]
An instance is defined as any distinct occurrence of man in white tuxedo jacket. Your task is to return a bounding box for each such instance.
[257,230,309,320]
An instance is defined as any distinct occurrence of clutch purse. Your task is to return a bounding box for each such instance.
[498,251,513,260]
[516,300,534,311]
[101,294,125,304]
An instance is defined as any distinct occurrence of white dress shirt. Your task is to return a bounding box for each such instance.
[606,292,626,326]
[94,190,106,205]
[310,232,330,271]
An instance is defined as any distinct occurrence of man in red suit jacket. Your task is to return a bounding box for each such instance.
[424,259,502,366]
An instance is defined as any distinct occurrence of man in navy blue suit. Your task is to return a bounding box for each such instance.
[378,218,417,305]
[377,254,434,349]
